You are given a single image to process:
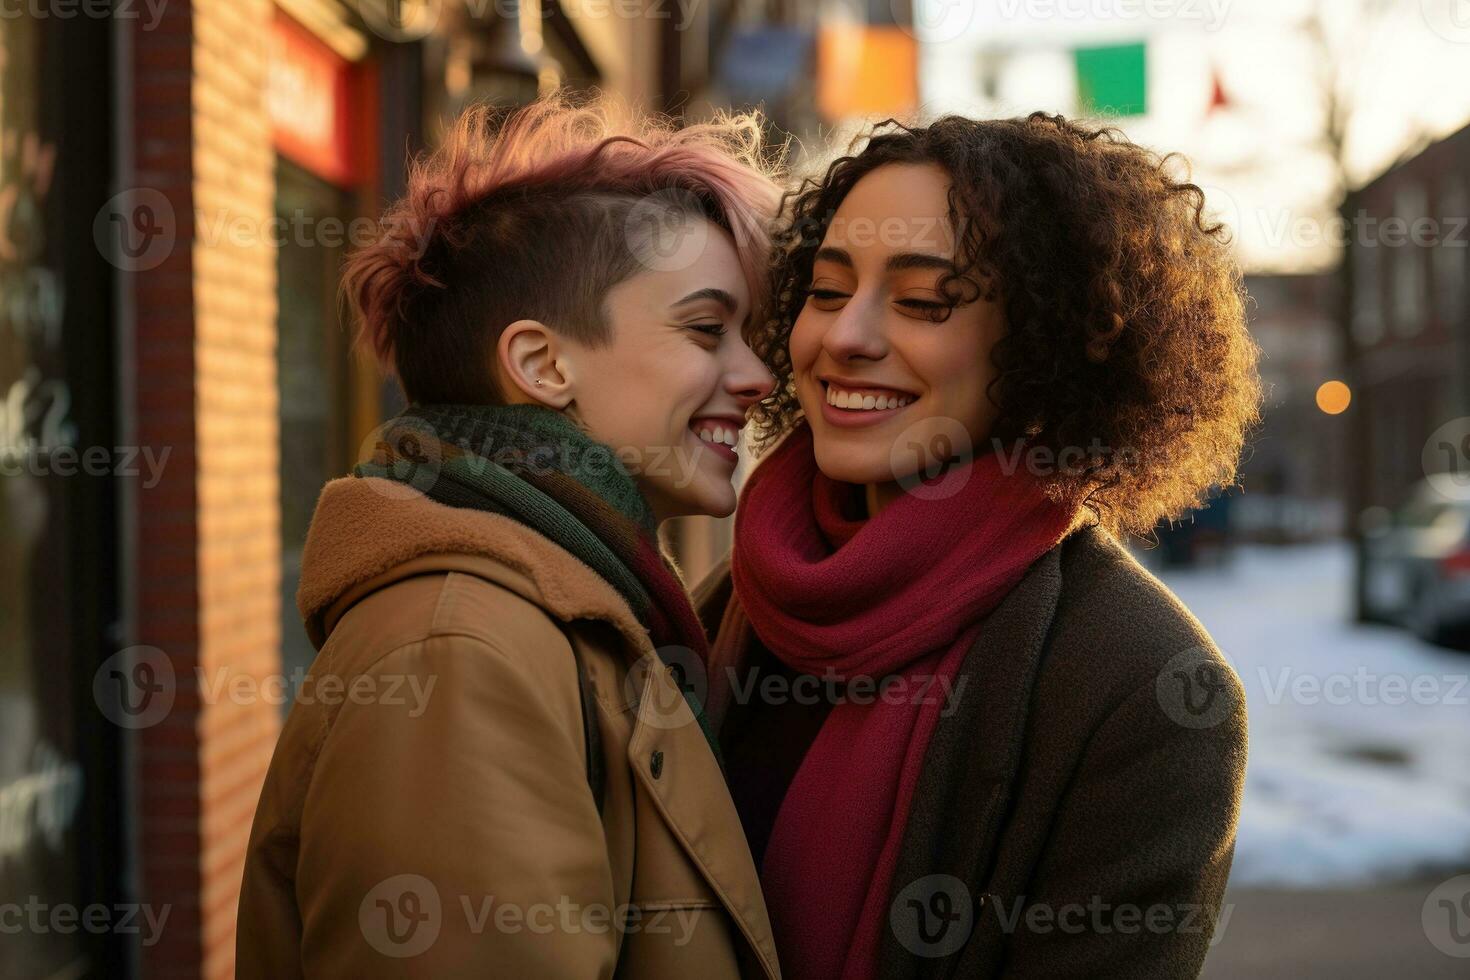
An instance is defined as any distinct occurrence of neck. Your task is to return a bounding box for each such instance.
[863,481,904,519]
[643,489,676,528]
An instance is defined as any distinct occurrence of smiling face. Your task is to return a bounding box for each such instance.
[555,220,773,521]
[789,162,1006,497]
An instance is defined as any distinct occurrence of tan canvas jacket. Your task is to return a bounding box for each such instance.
[236,476,780,978]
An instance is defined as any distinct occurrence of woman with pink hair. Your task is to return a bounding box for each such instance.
[236,96,785,978]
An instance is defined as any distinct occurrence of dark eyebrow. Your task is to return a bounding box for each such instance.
[671,287,737,312]
[813,246,854,267]
[813,246,955,275]
[886,252,957,275]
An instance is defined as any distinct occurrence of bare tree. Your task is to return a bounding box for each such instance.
[1298,0,1431,619]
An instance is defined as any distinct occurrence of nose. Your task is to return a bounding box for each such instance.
[822,296,887,363]
[726,336,776,411]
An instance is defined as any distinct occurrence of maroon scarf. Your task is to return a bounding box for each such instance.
[712,423,1078,979]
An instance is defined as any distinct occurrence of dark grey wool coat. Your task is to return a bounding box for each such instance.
[695,524,1248,980]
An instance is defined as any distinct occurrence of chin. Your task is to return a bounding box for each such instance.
[699,498,736,519]
[686,481,737,519]
[810,433,893,487]
[653,478,736,522]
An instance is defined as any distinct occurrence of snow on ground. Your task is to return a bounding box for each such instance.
[1144,542,1470,887]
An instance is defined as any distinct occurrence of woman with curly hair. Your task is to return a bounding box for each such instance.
[695,113,1261,979]
[237,96,786,977]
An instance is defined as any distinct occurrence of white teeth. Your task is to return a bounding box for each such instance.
[693,422,739,447]
[825,384,913,411]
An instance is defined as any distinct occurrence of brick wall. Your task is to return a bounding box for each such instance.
[131,1,281,976]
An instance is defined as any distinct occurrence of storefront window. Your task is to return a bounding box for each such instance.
[1,11,120,978]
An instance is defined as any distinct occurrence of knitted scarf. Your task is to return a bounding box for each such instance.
[710,423,1079,980]
[357,403,721,758]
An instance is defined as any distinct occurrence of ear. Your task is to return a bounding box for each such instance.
[496,319,575,408]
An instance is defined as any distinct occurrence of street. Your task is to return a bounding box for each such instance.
[1149,542,1470,973]
[1201,883,1468,979]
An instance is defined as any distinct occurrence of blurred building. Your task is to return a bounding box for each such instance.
[3,2,751,978]
[1234,273,1348,541]
[1346,122,1470,512]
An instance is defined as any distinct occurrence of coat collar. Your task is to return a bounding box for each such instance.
[297,476,653,651]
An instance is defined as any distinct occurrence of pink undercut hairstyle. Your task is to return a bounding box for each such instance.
[341,93,784,405]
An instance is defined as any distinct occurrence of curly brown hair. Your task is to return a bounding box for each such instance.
[751,112,1262,536]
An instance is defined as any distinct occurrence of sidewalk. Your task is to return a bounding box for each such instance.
[1202,881,1469,979]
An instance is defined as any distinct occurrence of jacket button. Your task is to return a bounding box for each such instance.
[650,750,664,779]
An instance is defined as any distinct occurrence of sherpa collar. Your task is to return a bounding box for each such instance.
[296,476,652,653]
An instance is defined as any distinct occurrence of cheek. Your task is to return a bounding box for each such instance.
[581,347,661,445]
[642,345,720,431]
[917,319,1001,425]
[680,348,722,404]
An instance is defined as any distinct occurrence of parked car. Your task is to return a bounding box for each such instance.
[1360,480,1470,647]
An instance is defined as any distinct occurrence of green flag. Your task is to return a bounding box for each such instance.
[1074,42,1147,117]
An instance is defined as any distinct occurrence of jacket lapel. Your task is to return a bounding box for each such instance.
[626,660,783,980]
[876,539,1067,980]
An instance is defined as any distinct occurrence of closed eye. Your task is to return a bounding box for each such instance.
[896,297,953,322]
[805,288,850,311]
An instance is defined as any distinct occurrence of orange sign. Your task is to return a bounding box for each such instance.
[816,24,918,122]
[269,13,355,185]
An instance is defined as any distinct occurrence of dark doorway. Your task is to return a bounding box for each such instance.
[276,159,352,690]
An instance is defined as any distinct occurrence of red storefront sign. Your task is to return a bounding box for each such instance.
[268,13,355,186]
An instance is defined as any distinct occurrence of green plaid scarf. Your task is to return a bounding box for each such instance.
[356,403,721,760]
